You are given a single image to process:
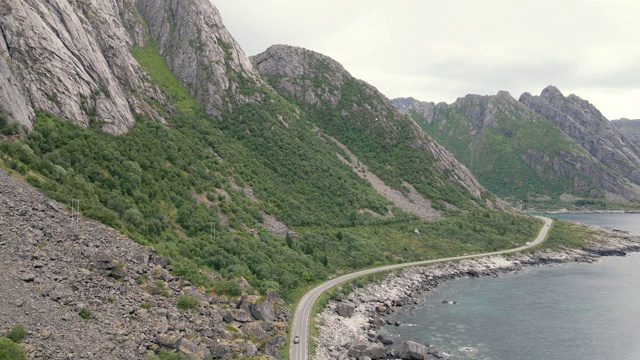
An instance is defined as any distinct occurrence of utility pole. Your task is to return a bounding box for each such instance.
[70,199,80,229]
[210,222,216,241]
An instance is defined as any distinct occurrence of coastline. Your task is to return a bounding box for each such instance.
[528,209,640,214]
[314,225,640,360]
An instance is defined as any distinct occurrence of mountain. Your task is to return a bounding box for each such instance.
[251,45,496,213]
[520,86,640,186]
[0,0,546,358]
[611,118,640,145]
[393,88,640,206]
[0,0,260,133]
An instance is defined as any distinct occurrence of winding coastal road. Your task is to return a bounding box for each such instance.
[289,216,553,360]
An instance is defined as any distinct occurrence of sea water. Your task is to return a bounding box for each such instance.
[382,213,640,360]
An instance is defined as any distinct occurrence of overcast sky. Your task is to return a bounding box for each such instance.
[214,1,640,120]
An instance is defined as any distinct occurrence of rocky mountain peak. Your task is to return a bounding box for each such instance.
[253,44,349,79]
[539,84,564,99]
[252,44,353,108]
[496,90,513,99]
[521,86,640,186]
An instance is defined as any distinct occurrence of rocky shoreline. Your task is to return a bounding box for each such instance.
[315,226,640,360]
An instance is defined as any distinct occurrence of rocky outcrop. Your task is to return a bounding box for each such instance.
[252,45,351,108]
[135,0,266,117]
[314,227,640,359]
[520,86,640,186]
[0,0,171,133]
[0,168,288,359]
[0,0,265,133]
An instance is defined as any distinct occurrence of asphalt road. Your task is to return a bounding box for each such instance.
[289,216,553,360]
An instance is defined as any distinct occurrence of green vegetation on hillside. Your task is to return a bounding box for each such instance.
[0,337,25,360]
[409,103,612,208]
[270,76,479,210]
[131,44,198,114]
[0,44,544,300]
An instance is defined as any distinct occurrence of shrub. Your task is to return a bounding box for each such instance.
[6,325,26,343]
[176,294,200,311]
[157,349,187,360]
[213,280,242,297]
[136,274,149,285]
[0,337,25,360]
[79,307,92,319]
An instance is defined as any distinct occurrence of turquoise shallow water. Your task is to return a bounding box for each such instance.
[382,213,640,360]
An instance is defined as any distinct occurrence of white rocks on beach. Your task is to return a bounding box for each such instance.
[314,229,640,360]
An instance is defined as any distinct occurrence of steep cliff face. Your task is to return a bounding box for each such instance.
[0,0,165,133]
[0,0,262,133]
[520,86,640,185]
[393,91,640,203]
[252,45,491,211]
[135,0,265,117]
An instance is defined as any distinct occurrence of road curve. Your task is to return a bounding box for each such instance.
[289,216,553,360]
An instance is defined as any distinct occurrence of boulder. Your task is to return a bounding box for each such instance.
[177,338,204,359]
[222,311,234,323]
[468,268,481,277]
[156,333,182,349]
[364,347,387,359]
[239,295,275,321]
[240,322,268,340]
[400,340,428,360]
[233,309,252,323]
[336,302,356,318]
[151,254,170,268]
[210,339,231,359]
[347,342,386,359]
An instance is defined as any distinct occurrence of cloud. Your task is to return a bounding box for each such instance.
[214,0,640,119]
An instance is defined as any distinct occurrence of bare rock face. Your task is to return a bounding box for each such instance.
[520,86,640,185]
[0,0,263,133]
[252,44,350,108]
[0,0,165,133]
[135,0,266,117]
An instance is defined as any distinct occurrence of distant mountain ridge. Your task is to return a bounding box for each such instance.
[612,118,640,144]
[520,86,640,185]
[393,87,640,205]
